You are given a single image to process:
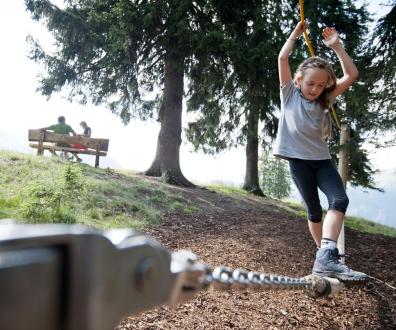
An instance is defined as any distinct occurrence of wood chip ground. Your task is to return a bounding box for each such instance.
[116,185,396,330]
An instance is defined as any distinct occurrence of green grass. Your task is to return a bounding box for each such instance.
[344,215,396,238]
[206,184,249,197]
[282,199,396,238]
[0,150,198,230]
[1,150,395,238]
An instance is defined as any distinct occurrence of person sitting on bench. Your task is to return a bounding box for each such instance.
[71,121,92,162]
[39,116,76,158]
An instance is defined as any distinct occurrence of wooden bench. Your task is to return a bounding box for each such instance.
[28,129,109,168]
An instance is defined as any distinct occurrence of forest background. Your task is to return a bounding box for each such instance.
[0,0,395,227]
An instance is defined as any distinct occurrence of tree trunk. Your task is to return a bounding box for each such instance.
[145,55,194,187]
[338,124,349,188]
[243,109,265,196]
[337,124,350,263]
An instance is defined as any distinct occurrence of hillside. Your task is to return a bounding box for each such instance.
[1,150,395,329]
[348,168,396,228]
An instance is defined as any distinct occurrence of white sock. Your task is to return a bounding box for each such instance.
[320,238,336,249]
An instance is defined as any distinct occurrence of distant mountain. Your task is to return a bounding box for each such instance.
[290,167,396,229]
[78,153,123,169]
[0,143,123,171]
[347,168,396,229]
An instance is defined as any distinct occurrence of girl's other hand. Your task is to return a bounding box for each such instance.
[322,27,340,48]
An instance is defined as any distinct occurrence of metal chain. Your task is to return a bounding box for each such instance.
[205,266,311,292]
[170,251,343,303]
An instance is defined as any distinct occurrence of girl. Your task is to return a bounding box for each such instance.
[79,121,92,138]
[273,21,367,282]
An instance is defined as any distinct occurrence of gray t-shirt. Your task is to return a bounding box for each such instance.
[273,80,331,160]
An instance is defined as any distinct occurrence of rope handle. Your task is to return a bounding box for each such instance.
[299,0,341,129]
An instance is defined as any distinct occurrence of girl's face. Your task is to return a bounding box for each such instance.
[297,68,329,101]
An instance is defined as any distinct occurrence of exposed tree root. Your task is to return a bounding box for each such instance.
[162,169,195,187]
[144,165,195,187]
[243,186,266,197]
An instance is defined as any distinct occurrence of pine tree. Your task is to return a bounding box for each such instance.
[368,1,395,145]
[259,149,291,199]
[263,0,378,190]
[186,0,282,196]
[187,0,378,192]
[25,0,228,186]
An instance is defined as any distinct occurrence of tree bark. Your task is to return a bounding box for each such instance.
[145,54,194,187]
[243,108,265,196]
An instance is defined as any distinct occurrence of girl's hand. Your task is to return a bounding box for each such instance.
[322,27,341,48]
[291,20,308,39]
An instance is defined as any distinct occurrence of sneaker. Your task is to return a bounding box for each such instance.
[312,247,368,283]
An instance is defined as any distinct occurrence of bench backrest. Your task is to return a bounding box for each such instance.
[29,129,109,151]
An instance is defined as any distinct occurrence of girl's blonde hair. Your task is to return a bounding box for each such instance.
[294,57,336,140]
[294,56,337,109]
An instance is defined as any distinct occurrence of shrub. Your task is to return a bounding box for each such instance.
[259,150,291,199]
[20,164,86,223]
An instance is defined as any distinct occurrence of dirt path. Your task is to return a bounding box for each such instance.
[116,187,396,329]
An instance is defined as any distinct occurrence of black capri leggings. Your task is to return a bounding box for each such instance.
[288,158,349,222]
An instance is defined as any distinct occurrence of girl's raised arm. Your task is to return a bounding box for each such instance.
[323,27,359,98]
[278,21,307,87]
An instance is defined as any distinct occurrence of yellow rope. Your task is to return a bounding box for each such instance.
[298,0,341,129]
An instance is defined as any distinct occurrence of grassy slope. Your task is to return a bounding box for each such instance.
[0,150,197,229]
[1,149,395,238]
[207,185,396,238]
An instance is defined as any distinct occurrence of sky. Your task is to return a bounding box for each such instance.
[0,0,395,188]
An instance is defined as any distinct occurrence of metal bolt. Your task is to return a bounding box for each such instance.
[135,258,153,291]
